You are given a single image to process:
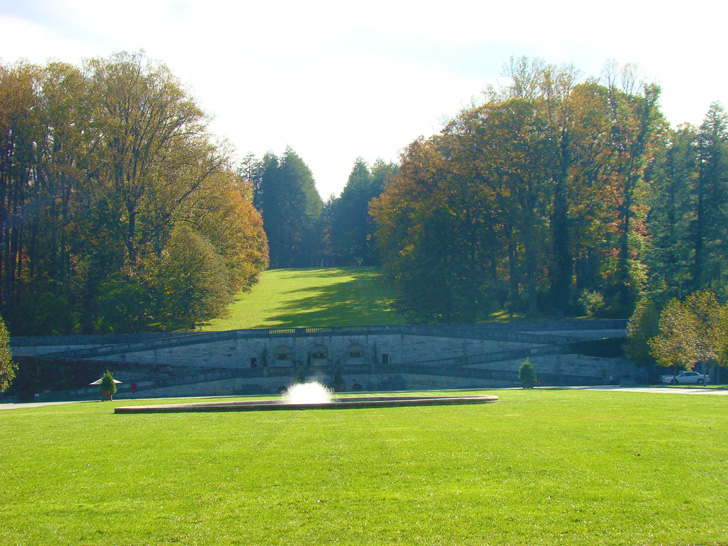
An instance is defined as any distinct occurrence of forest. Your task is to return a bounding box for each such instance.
[2,53,728,337]
[370,59,727,323]
[0,52,268,335]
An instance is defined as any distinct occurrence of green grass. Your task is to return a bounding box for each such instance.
[2,390,727,545]
[202,267,405,330]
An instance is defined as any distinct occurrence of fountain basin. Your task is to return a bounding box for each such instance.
[114,394,498,414]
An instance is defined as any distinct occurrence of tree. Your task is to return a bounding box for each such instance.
[601,64,663,313]
[328,158,396,265]
[644,125,698,300]
[693,103,728,294]
[519,358,537,388]
[99,370,117,401]
[683,290,721,378]
[151,225,232,331]
[255,148,322,268]
[86,51,207,268]
[716,304,728,383]
[0,53,269,334]
[0,313,14,392]
[649,298,699,377]
[371,136,494,322]
[624,297,660,366]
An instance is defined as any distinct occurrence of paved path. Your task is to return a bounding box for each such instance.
[2,386,727,411]
[555,385,728,395]
[0,400,84,411]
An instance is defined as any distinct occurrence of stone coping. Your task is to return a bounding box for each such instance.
[114,394,499,414]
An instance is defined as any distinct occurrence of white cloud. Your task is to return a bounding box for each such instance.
[1,0,727,197]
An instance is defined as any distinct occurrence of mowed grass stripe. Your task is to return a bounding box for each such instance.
[202,267,405,330]
[1,390,727,545]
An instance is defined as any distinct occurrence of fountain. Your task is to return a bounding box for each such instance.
[282,381,335,405]
[114,382,498,414]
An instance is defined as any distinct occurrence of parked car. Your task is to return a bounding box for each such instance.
[660,371,710,385]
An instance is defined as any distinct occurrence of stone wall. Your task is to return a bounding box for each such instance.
[14,321,637,400]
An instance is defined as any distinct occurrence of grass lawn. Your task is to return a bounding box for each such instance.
[202,267,405,330]
[2,390,727,545]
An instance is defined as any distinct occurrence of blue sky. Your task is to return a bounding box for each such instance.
[1,0,726,198]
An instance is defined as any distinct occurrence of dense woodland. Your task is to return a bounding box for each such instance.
[0,52,268,335]
[370,59,728,323]
[2,53,728,339]
[243,151,398,268]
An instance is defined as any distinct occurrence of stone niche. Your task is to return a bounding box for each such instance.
[273,345,292,366]
[310,344,329,366]
[346,343,365,365]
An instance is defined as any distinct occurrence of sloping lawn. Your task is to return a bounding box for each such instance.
[202,267,405,330]
[1,389,727,545]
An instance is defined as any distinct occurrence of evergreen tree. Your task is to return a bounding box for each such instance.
[329,158,395,265]
[255,148,322,268]
[694,103,728,295]
[644,125,698,300]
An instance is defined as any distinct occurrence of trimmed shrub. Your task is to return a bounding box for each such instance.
[519,359,537,389]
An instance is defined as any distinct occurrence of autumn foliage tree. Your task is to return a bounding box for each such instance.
[371,58,663,322]
[0,52,268,334]
[0,313,14,392]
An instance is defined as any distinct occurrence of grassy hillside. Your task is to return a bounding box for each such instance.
[2,390,727,545]
[202,267,405,330]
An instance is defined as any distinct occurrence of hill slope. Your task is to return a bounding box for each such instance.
[201,267,405,330]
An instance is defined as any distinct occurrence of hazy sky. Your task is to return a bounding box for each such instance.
[1,0,726,198]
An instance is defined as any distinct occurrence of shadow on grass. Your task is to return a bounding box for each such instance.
[264,268,403,327]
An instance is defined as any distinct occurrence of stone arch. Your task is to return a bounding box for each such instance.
[310,344,328,365]
[346,343,365,365]
[274,345,292,366]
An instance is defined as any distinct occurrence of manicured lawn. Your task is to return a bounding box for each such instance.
[1,390,727,545]
[202,267,405,330]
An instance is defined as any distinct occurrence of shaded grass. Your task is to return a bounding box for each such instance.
[202,267,405,330]
[1,390,727,545]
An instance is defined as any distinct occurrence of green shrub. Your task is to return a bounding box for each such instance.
[100,370,117,400]
[519,359,537,389]
[0,314,15,392]
[578,290,604,317]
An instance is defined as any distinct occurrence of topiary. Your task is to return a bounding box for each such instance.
[100,370,117,401]
[519,359,537,389]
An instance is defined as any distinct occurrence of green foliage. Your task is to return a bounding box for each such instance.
[649,298,697,373]
[253,148,322,268]
[518,358,537,388]
[624,298,660,365]
[152,226,233,330]
[649,291,724,374]
[326,158,396,265]
[371,58,663,322]
[8,292,76,336]
[0,53,267,335]
[578,290,604,317]
[95,276,151,333]
[99,370,117,397]
[0,314,15,392]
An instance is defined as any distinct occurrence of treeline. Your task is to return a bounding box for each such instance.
[626,291,728,380]
[4,51,727,335]
[242,151,397,268]
[370,58,728,322]
[0,52,268,335]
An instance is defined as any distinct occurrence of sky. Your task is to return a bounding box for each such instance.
[1,0,726,199]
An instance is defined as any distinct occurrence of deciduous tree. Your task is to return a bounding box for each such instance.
[0,313,14,392]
